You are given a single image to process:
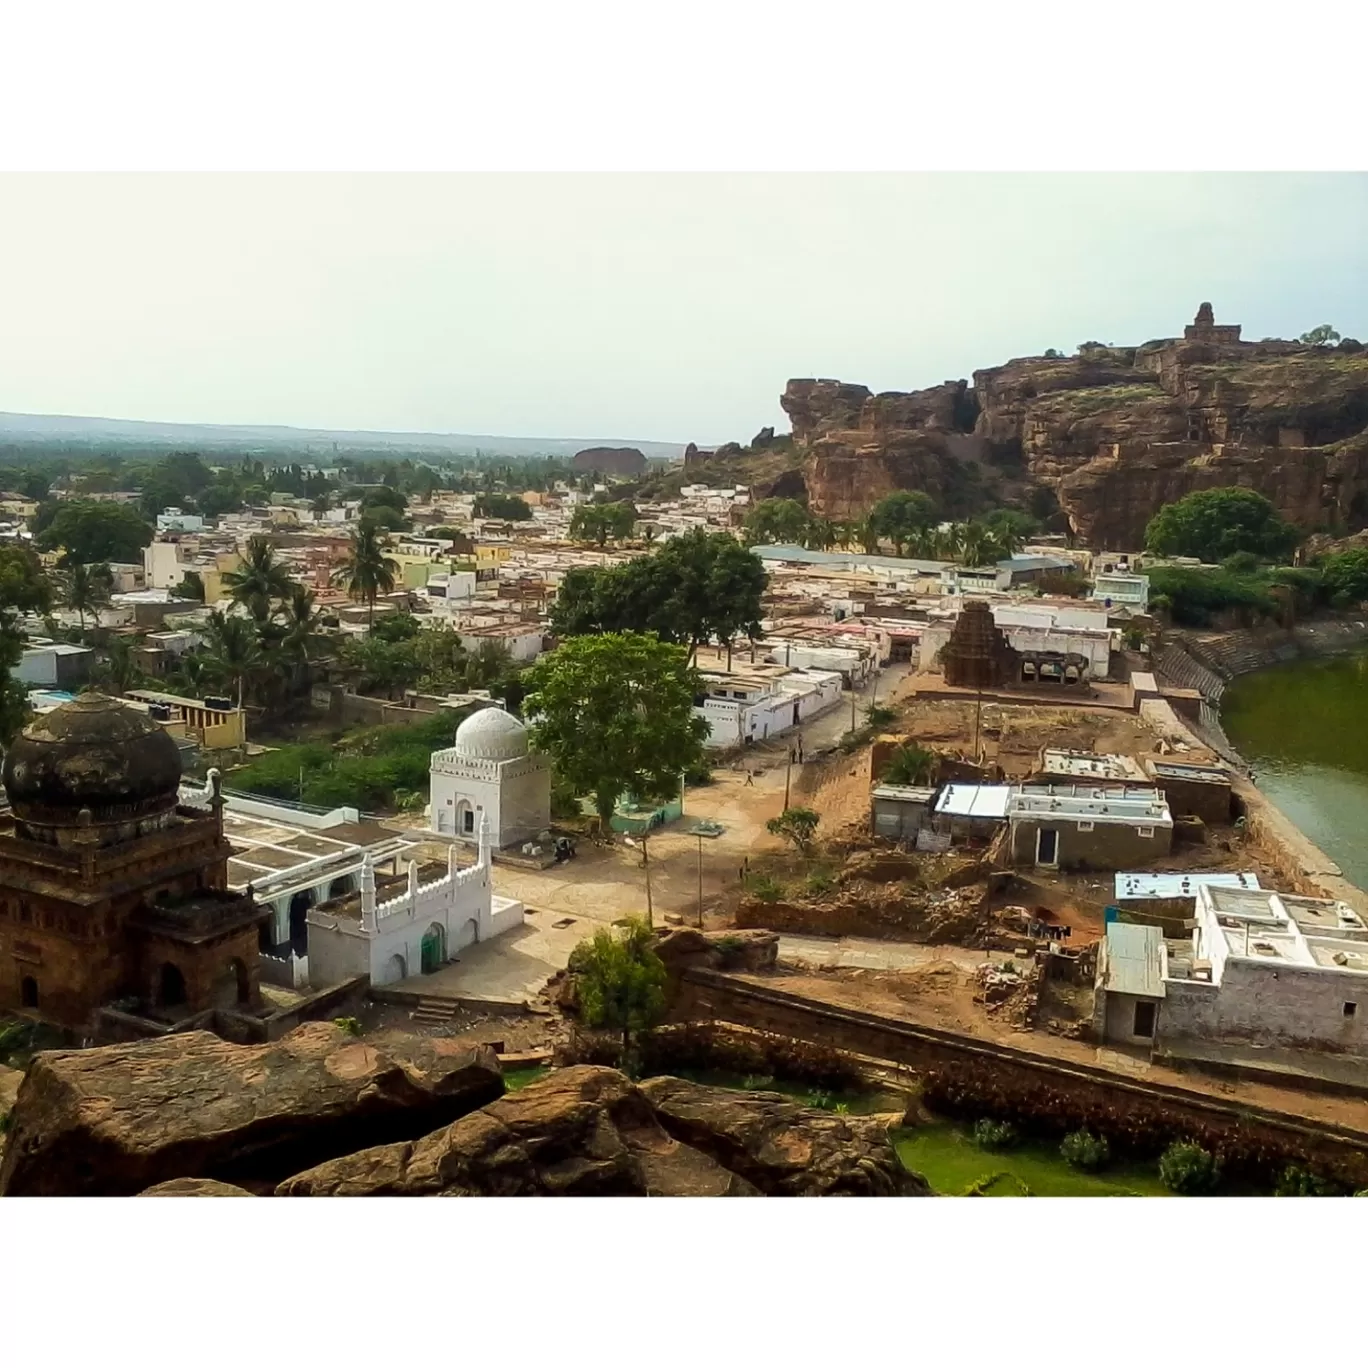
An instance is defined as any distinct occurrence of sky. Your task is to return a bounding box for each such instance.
[0,173,1364,446]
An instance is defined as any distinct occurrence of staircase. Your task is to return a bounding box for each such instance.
[410,996,460,1026]
[1154,643,1227,700]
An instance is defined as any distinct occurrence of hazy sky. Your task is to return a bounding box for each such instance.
[1,173,1363,446]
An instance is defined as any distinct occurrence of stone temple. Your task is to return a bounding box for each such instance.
[0,693,268,1028]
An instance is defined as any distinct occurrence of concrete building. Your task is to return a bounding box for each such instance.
[1145,759,1233,827]
[1006,784,1173,870]
[306,817,525,989]
[156,508,205,533]
[1090,572,1150,613]
[1027,748,1148,786]
[1096,884,1368,1067]
[932,783,1012,844]
[429,706,551,849]
[13,643,94,690]
[125,689,246,750]
[692,663,844,749]
[871,784,936,841]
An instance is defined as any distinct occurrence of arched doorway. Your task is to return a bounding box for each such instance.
[456,800,475,837]
[385,952,407,983]
[289,890,315,955]
[420,922,447,974]
[20,975,38,1009]
[158,962,187,1007]
[212,958,251,1008]
[326,873,356,902]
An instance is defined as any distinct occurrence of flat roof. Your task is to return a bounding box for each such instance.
[1105,922,1166,998]
[1114,872,1261,901]
[1148,760,1231,784]
[872,785,937,804]
[1009,785,1172,823]
[1037,749,1147,781]
[934,784,1013,820]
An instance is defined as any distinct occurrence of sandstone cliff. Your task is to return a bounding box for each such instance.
[685,306,1368,546]
[573,446,648,477]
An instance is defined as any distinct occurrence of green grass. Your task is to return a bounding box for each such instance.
[895,1122,1171,1197]
[502,1065,552,1092]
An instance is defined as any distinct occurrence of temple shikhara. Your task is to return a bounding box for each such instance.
[0,693,268,1028]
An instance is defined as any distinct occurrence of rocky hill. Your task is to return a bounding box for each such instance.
[685,305,1368,547]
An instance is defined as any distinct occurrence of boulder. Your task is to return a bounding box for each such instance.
[638,1075,928,1196]
[138,1177,256,1197]
[0,1064,21,1169]
[277,1065,758,1197]
[653,926,779,978]
[0,1023,504,1197]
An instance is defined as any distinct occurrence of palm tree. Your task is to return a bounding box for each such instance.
[60,561,113,631]
[276,584,328,697]
[332,518,399,626]
[960,522,1002,568]
[92,637,144,696]
[857,519,882,554]
[222,535,292,623]
[311,492,332,518]
[202,609,264,713]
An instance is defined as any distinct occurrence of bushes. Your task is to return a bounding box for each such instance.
[1159,1140,1221,1194]
[1274,1164,1343,1197]
[972,1118,1019,1151]
[748,873,786,903]
[1060,1129,1110,1171]
[1147,566,1280,626]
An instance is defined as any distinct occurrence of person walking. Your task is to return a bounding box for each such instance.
[744,769,754,786]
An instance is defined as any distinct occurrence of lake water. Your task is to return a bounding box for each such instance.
[1220,651,1368,891]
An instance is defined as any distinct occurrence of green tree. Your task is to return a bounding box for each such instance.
[222,534,293,623]
[202,609,264,713]
[174,570,206,602]
[196,484,241,520]
[959,521,1004,568]
[1158,1140,1220,1194]
[766,806,821,855]
[1320,548,1368,606]
[36,500,154,566]
[276,584,329,696]
[881,743,936,787]
[570,501,636,546]
[983,508,1039,555]
[567,918,667,1074]
[743,497,811,547]
[58,560,114,631]
[333,519,400,625]
[1299,324,1341,347]
[90,637,146,696]
[523,632,708,833]
[0,545,54,743]
[473,493,532,521]
[1144,488,1301,562]
[868,491,938,556]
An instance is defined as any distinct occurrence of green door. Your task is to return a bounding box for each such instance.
[421,929,443,974]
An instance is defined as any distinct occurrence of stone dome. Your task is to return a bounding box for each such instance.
[452,706,528,761]
[2,693,184,844]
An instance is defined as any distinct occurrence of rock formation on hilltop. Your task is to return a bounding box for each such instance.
[687,304,1368,546]
[572,446,648,477]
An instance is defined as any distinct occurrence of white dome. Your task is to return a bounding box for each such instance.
[452,706,528,761]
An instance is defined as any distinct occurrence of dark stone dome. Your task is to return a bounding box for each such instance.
[2,693,184,821]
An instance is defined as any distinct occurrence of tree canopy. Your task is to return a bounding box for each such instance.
[867,490,938,554]
[523,631,708,830]
[1299,324,1341,347]
[35,500,154,566]
[567,918,667,1072]
[743,497,811,547]
[570,501,636,546]
[1144,487,1301,562]
[473,493,532,521]
[550,529,766,662]
[332,518,400,623]
[0,545,53,743]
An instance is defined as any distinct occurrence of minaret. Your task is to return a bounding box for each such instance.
[447,840,460,880]
[360,855,376,931]
[478,814,492,883]
[407,858,419,910]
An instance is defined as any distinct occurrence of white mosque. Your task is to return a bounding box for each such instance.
[428,706,552,850]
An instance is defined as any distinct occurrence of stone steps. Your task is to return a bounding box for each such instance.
[410,997,459,1025]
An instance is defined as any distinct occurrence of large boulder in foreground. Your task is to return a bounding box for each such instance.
[139,1178,255,1197]
[0,1023,503,1197]
[278,1065,758,1197]
[638,1075,926,1196]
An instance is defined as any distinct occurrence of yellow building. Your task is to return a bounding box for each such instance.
[124,689,247,750]
[201,550,243,607]
[475,544,510,582]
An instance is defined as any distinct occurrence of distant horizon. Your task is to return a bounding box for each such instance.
[1,173,1364,444]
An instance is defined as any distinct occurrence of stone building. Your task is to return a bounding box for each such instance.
[0,693,268,1028]
[428,706,551,850]
[1183,301,1242,345]
[939,600,1019,688]
[1006,784,1174,870]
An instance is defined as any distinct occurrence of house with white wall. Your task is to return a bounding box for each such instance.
[307,817,525,988]
[692,664,844,748]
[1095,884,1368,1069]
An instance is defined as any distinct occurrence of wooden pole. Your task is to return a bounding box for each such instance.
[784,747,793,811]
[697,832,704,928]
[642,832,653,929]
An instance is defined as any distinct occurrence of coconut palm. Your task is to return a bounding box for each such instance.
[857,519,882,554]
[202,609,264,713]
[332,518,399,626]
[59,561,114,631]
[222,535,293,623]
[91,637,144,696]
[275,584,329,697]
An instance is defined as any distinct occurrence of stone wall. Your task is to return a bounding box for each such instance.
[674,968,1368,1186]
